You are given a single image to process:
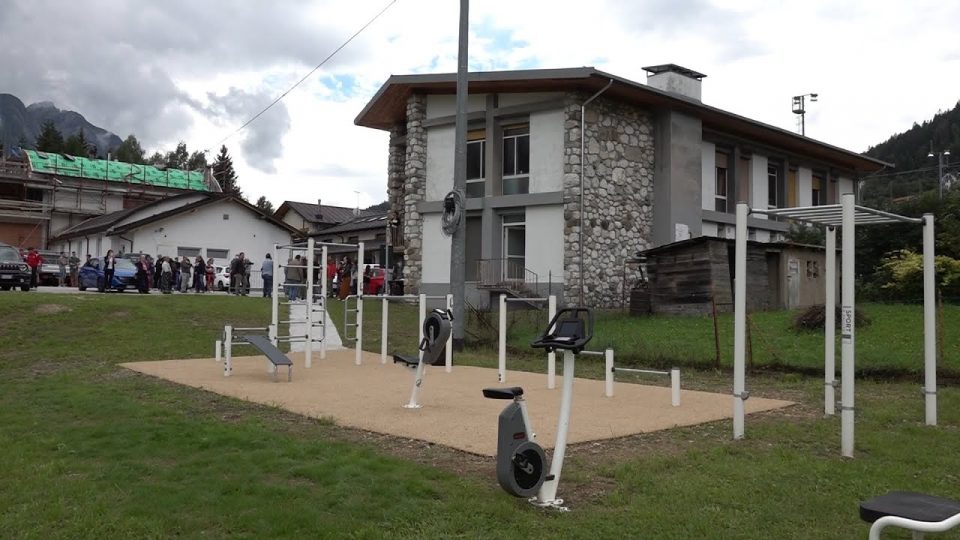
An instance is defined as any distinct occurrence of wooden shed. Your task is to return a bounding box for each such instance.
[633,237,836,315]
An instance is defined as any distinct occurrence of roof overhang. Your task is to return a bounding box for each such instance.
[355,67,890,174]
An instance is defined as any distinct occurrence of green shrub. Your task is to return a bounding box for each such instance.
[875,250,960,300]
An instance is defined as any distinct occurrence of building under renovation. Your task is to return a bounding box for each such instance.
[0,150,220,249]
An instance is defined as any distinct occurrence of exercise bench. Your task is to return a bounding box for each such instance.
[242,334,294,382]
[860,491,960,539]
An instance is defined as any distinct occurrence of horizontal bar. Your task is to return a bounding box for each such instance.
[613,367,669,376]
[276,243,308,249]
[277,264,310,269]
[312,241,359,248]
[504,297,550,303]
[579,350,606,356]
[231,327,268,331]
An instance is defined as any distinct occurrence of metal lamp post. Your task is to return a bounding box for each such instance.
[928,146,951,200]
[791,93,818,136]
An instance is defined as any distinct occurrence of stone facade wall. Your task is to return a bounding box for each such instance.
[562,92,655,307]
[390,94,426,292]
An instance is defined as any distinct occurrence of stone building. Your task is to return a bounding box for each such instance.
[354,65,887,308]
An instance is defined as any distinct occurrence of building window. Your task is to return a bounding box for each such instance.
[465,216,481,281]
[222,214,230,220]
[26,188,44,202]
[715,151,731,212]
[811,173,825,206]
[177,247,201,258]
[502,125,530,195]
[466,129,486,198]
[207,248,229,260]
[767,162,783,209]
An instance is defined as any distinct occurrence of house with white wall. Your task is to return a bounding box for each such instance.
[355,65,888,308]
[273,200,361,236]
[48,193,297,269]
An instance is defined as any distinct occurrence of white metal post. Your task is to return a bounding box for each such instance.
[537,349,575,506]
[824,226,837,416]
[320,245,328,359]
[840,193,856,458]
[604,348,614,397]
[671,367,681,407]
[355,242,365,366]
[270,243,279,348]
[547,294,557,389]
[215,340,221,363]
[305,237,315,368]
[418,293,427,362]
[922,213,937,426]
[733,203,748,440]
[498,294,507,382]
[381,297,389,364]
[445,293,453,372]
[224,325,232,377]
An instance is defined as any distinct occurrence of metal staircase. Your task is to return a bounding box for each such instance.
[475,258,540,302]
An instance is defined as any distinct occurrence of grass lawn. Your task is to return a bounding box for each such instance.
[2,292,960,538]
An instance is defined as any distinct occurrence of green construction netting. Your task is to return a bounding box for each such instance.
[24,150,209,191]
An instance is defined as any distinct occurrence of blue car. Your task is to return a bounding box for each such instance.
[78,257,138,292]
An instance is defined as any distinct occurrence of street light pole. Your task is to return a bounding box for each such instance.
[928,146,951,200]
[791,93,818,136]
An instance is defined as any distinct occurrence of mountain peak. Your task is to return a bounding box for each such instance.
[1,95,122,157]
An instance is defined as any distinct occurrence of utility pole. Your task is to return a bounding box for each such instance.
[928,144,951,200]
[449,0,469,350]
[791,93,818,136]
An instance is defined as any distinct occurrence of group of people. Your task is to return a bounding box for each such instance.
[20,248,81,289]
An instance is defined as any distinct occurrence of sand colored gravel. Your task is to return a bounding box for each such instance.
[122,349,793,457]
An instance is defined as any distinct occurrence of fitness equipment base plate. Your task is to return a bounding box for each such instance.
[528,496,569,512]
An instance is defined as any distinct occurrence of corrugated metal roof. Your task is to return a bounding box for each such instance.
[311,212,387,235]
[281,201,360,225]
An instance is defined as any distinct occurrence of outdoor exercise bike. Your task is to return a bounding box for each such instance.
[393,308,453,409]
[482,307,593,510]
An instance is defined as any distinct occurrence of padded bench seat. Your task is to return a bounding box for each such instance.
[861,491,960,539]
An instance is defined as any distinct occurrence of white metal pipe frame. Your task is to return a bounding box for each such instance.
[597,347,680,407]
[734,196,936,457]
[217,239,360,375]
[497,294,557,386]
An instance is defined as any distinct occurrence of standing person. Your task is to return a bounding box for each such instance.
[362,264,372,295]
[206,258,216,292]
[160,256,173,294]
[179,256,192,293]
[232,253,246,295]
[68,251,80,288]
[154,255,163,290]
[26,247,42,289]
[349,258,358,295]
[101,250,116,292]
[242,255,252,296]
[135,255,149,294]
[326,256,336,297]
[144,255,154,289]
[338,257,351,300]
[57,252,68,287]
[261,253,274,298]
[285,254,301,301]
[193,255,206,293]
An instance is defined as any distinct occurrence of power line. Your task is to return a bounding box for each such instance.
[214,0,398,148]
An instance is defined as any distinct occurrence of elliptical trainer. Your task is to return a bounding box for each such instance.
[482,307,593,510]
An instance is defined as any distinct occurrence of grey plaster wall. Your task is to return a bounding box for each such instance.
[653,111,703,247]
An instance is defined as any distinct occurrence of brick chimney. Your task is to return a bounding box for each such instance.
[316,198,323,220]
[642,64,706,102]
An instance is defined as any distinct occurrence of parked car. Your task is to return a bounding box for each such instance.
[363,267,386,295]
[0,242,32,291]
[37,250,63,286]
[78,257,138,292]
[215,266,230,291]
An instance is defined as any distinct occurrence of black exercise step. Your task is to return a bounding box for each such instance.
[393,354,420,367]
[243,335,293,366]
[860,491,960,524]
[482,387,524,399]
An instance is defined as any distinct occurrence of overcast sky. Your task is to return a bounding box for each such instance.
[2,0,958,208]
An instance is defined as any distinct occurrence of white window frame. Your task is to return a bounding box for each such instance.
[502,125,530,195]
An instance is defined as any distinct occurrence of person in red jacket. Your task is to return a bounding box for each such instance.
[26,247,42,289]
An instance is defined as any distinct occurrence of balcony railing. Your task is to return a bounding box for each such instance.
[476,258,539,294]
[0,198,49,220]
[0,160,29,178]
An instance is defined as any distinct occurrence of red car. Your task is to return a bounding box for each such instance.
[363,267,386,295]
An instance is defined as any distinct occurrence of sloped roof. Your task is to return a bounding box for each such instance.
[311,212,386,236]
[24,150,210,191]
[51,193,299,242]
[274,201,360,225]
[355,67,889,173]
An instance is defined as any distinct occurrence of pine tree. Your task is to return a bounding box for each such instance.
[114,135,146,164]
[147,152,165,166]
[255,196,274,214]
[213,145,241,196]
[63,128,91,156]
[35,121,65,153]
